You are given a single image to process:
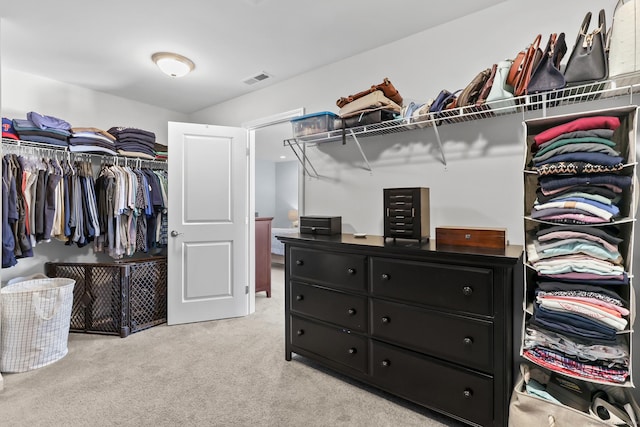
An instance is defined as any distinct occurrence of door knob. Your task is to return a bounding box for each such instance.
[170,230,183,237]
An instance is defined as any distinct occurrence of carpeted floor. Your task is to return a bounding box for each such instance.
[0,265,464,427]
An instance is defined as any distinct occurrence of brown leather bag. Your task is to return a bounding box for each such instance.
[457,67,493,107]
[476,63,497,106]
[507,34,543,96]
[336,78,403,108]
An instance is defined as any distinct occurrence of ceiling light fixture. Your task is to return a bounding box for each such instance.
[151,52,195,78]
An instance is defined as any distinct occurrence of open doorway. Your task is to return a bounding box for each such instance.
[244,109,304,267]
[254,121,299,227]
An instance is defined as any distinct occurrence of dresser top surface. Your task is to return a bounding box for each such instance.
[276,233,523,262]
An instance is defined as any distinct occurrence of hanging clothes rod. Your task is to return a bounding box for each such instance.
[2,137,167,168]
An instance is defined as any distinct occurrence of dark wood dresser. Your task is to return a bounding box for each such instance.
[278,233,523,427]
[255,217,273,297]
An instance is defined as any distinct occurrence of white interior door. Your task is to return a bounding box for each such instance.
[167,122,253,325]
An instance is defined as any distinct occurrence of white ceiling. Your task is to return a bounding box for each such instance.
[1,0,506,115]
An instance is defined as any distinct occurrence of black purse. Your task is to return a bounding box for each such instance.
[564,10,608,86]
[526,32,567,94]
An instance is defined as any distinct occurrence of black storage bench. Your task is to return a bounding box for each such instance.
[44,256,167,338]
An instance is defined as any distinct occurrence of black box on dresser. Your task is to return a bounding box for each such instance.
[299,215,341,235]
[384,187,430,241]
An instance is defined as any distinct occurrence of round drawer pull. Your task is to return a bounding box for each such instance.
[348,347,357,355]
[462,286,473,296]
[463,337,473,346]
[296,295,304,301]
[296,329,304,336]
[347,268,356,275]
[381,359,391,367]
[381,273,391,281]
[296,259,304,266]
[463,389,473,399]
[347,308,357,316]
[381,316,391,324]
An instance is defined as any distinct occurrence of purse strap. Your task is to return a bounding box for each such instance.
[575,11,592,46]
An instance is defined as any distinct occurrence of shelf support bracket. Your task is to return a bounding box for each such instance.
[285,138,319,178]
[348,129,372,173]
[431,120,447,166]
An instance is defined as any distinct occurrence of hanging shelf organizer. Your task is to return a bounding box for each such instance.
[285,73,640,177]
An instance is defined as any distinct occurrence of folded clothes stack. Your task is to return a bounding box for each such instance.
[154,142,168,160]
[11,111,72,147]
[107,126,157,159]
[2,118,19,140]
[523,114,633,385]
[68,127,118,156]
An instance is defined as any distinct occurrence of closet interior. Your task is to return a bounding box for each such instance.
[1,138,169,337]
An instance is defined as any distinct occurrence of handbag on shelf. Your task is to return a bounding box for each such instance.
[526,32,567,94]
[486,59,518,114]
[475,63,497,107]
[411,101,434,128]
[564,10,608,85]
[608,0,640,77]
[336,77,403,108]
[457,67,493,108]
[429,89,459,114]
[401,101,424,129]
[508,34,543,96]
[338,90,402,118]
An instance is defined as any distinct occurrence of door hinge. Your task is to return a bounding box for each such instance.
[246,285,249,294]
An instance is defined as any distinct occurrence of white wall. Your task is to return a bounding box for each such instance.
[2,68,188,145]
[189,0,614,245]
[1,68,188,281]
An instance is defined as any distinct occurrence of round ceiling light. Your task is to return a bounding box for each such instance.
[151,52,195,78]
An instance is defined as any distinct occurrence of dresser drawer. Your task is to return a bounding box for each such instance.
[290,282,367,332]
[290,247,366,291]
[371,341,493,427]
[290,315,367,373]
[371,299,493,373]
[387,201,414,210]
[387,208,413,217]
[385,188,415,201]
[386,221,414,232]
[371,257,493,316]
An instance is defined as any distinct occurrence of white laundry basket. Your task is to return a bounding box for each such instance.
[0,277,75,373]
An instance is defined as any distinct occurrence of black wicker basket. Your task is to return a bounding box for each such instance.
[44,257,167,338]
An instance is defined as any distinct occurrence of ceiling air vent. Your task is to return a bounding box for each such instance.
[243,72,271,85]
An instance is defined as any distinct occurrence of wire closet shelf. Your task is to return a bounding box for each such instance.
[286,73,640,147]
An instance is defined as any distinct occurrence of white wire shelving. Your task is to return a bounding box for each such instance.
[284,72,640,177]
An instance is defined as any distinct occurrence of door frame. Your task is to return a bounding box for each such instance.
[242,107,305,218]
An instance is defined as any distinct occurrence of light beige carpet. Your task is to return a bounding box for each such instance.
[0,265,463,427]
